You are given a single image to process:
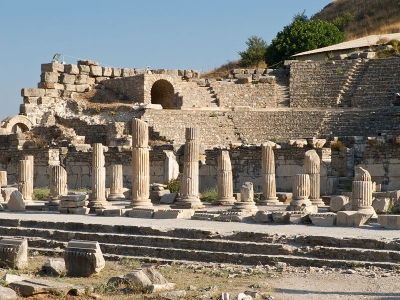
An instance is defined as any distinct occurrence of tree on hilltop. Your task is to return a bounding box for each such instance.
[238,35,268,67]
[265,12,346,66]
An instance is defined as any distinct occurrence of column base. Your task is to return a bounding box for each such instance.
[107,193,126,201]
[231,202,258,213]
[127,199,153,208]
[171,196,204,209]
[212,197,236,206]
[258,197,280,205]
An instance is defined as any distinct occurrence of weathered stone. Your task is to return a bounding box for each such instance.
[159,193,178,204]
[48,165,68,206]
[305,150,324,206]
[60,73,76,84]
[158,290,186,299]
[2,187,18,202]
[41,62,64,73]
[232,182,258,213]
[254,210,273,223]
[21,88,45,97]
[40,72,59,83]
[9,278,73,297]
[289,139,308,148]
[64,64,79,75]
[336,211,373,227]
[259,144,279,205]
[0,238,28,269]
[377,214,400,229]
[8,190,25,211]
[129,208,156,218]
[276,192,292,204]
[88,143,108,210]
[330,195,349,212]
[42,259,66,276]
[309,213,337,226]
[64,240,105,277]
[102,67,112,77]
[153,209,194,219]
[0,286,17,300]
[289,174,312,211]
[372,198,390,214]
[111,68,121,77]
[90,66,103,77]
[213,150,236,205]
[108,164,125,201]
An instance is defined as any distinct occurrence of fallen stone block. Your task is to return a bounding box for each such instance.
[377,215,400,229]
[3,274,31,284]
[103,208,129,217]
[287,212,310,224]
[289,139,308,148]
[272,212,290,223]
[158,290,186,299]
[150,190,170,203]
[9,278,73,297]
[191,212,219,221]
[125,265,169,290]
[7,190,25,211]
[42,259,66,276]
[64,240,105,277]
[310,213,337,227]
[0,286,17,300]
[336,211,373,227]
[254,210,273,223]
[159,193,178,204]
[0,238,28,269]
[218,211,253,222]
[276,192,292,204]
[68,207,90,214]
[330,195,349,213]
[372,198,390,214]
[148,283,176,293]
[153,209,194,219]
[2,187,18,202]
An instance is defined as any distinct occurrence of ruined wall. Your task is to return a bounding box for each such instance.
[290,60,355,108]
[211,82,278,108]
[102,76,145,103]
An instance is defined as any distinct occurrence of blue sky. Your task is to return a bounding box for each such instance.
[0,0,332,121]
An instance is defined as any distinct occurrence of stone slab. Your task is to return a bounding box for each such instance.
[159,193,178,204]
[129,208,156,218]
[337,211,373,227]
[310,213,337,227]
[153,209,194,219]
[377,215,400,229]
[9,278,73,297]
[217,211,253,222]
[254,210,273,223]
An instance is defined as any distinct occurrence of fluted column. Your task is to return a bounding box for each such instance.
[213,150,236,205]
[290,174,312,209]
[108,164,125,201]
[232,182,258,212]
[0,171,7,186]
[18,160,33,202]
[173,128,204,209]
[352,167,375,214]
[304,150,324,206]
[130,118,152,207]
[48,165,68,206]
[24,155,34,187]
[88,143,108,209]
[259,143,279,205]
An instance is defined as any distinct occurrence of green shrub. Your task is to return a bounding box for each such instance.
[33,187,50,200]
[200,186,218,203]
[165,179,180,193]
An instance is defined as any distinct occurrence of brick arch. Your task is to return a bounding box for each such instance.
[2,115,34,133]
[144,75,179,108]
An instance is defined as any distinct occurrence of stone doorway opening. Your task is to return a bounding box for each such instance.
[150,79,175,109]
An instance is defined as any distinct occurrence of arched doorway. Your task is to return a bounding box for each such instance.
[150,79,175,109]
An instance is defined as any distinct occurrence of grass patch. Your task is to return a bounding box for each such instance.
[200,186,218,203]
[33,187,50,200]
[165,179,179,193]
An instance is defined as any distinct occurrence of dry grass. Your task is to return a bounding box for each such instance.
[0,255,276,300]
[313,0,400,40]
[201,60,240,79]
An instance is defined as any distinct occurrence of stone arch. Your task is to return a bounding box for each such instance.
[144,74,178,108]
[150,79,175,109]
[2,115,34,134]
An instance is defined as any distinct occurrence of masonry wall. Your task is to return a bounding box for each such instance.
[102,76,145,103]
[211,82,278,108]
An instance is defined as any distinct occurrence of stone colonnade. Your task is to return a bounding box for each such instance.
[213,149,236,205]
[259,143,279,205]
[88,143,108,210]
[48,165,68,206]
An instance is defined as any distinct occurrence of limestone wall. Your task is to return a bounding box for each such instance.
[102,76,145,103]
[210,81,278,108]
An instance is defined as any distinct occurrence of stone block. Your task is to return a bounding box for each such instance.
[287,212,310,224]
[78,65,90,74]
[111,68,121,77]
[218,211,253,222]
[150,190,170,203]
[309,213,337,226]
[64,84,77,91]
[153,209,194,219]
[122,68,135,77]
[60,200,88,208]
[23,97,39,104]
[103,208,129,217]
[372,198,390,214]
[272,211,289,223]
[9,278,73,297]
[41,62,64,73]
[53,83,65,90]
[76,84,90,93]
[42,259,66,276]
[8,190,25,211]
[360,52,375,59]
[236,76,252,84]
[129,208,156,218]
[68,207,90,214]
[308,138,326,148]
[377,215,400,229]
[276,192,292,204]
[0,238,28,269]
[75,74,89,84]
[78,60,98,66]
[21,88,45,97]
[45,89,60,97]
[329,195,349,213]
[64,240,105,277]
[159,193,178,204]
[254,210,273,223]
[95,77,107,83]
[90,66,103,76]
[60,74,76,84]
[289,139,308,148]
[64,64,79,75]
[60,194,87,201]
[0,286,17,300]
[191,212,218,221]
[40,72,59,83]
[336,211,373,227]
[39,97,52,105]
[102,67,112,76]
[258,76,276,84]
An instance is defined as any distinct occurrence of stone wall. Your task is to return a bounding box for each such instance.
[102,76,145,103]
[211,81,278,108]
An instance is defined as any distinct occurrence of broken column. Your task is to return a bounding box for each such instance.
[352,167,375,214]
[173,127,204,209]
[213,149,236,205]
[259,143,279,205]
[0,171,7,186]
[48,165,68,207]
[130,118,152,207]
[304,150,324,206]
[231,182,258,212]
[18,159,33,202]
[107,164,125,201]
[289,174,316,212]
[0,238,28,269]
[88,143,108,210]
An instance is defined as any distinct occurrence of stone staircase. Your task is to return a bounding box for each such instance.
[0,218,400,268]
[276,79,290,107]
[178,82,219,108]
[336,60,367,107]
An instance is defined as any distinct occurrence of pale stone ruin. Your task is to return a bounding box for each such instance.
[0,56,400,297]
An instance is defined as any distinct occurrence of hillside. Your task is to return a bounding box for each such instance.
[313,0,400,40]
